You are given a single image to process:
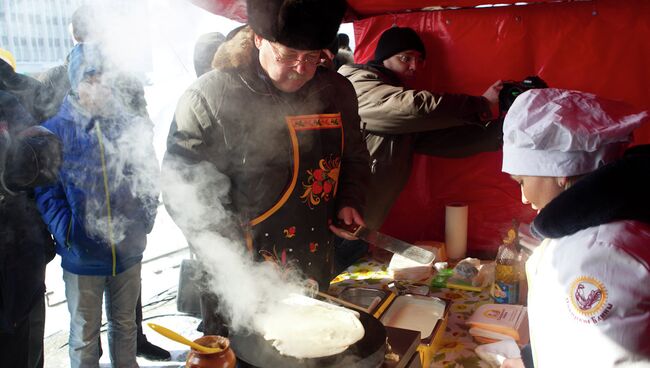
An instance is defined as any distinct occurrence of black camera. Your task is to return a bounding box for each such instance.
[499,76,548,115]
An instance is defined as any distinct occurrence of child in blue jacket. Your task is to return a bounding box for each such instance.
[35,43,159,368]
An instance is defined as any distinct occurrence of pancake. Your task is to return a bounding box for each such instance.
[259,294,365,359]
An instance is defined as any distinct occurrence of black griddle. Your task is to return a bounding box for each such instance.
[230,310,386,368]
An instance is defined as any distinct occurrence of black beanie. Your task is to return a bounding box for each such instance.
[247,0,347,51]
[373,27,426,62]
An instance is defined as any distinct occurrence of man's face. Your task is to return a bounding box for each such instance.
[382,50,424,85]
[255,35,323,93]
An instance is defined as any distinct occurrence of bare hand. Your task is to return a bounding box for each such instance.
[482,80,503,118]
[501,358,525,368]
[329,206,365,240]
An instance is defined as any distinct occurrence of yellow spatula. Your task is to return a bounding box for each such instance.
[147,323,223,353]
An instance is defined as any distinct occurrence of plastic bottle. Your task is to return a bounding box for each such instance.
[491,223,520,304]
[516,250,528,305]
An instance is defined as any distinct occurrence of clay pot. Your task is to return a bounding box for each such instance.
[186,335,237,368]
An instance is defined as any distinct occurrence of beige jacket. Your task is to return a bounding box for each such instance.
[339,63,500,229]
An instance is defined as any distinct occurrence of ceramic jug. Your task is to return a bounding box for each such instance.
[185,335,236,368]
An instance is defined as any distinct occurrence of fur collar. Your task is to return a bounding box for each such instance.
[532,145,650,238]
[209,26,282,95]
[209,26,332,100]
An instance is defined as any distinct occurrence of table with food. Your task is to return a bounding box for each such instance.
[314,222,532,368]
[160,224,532,368]
[326,255,516,368]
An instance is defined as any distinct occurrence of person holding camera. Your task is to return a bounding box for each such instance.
[336,26,502,267]
[1,89,62,368]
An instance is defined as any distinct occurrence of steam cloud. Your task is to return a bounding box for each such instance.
[82,115,159,244]
[17,0,332,339]
[162,159,314,334]
[76,0,309,336]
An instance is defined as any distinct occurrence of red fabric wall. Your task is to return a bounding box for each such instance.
[346,0,550,19]
[352,0,650,256]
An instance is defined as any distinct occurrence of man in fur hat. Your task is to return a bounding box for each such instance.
[162,0,369,335]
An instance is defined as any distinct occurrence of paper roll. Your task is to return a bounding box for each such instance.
[445,203,468,261]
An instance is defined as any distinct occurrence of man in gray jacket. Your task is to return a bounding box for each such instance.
[339,26,502,231]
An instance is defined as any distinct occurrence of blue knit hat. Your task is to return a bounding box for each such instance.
[68,43,103,91]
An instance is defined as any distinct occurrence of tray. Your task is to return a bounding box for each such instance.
[338,287,389,315]
[379,294,448,345]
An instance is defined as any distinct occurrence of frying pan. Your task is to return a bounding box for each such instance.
[230,310,386,368]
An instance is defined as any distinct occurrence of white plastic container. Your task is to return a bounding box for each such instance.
[388,246,436,281]
[379,294,446,342]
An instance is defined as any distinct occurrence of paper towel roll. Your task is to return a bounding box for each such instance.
[445,203,468,261]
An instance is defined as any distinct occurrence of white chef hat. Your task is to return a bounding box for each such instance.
[502,88,648,177]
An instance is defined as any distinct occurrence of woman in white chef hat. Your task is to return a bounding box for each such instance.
[499,88,650,368]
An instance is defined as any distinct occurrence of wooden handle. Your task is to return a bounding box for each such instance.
[317,291,368,313]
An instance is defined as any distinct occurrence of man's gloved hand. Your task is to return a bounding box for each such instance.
[3,126,62,191]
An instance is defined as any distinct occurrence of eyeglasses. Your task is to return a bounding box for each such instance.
[396,54,425,64]
[267,41,324,67]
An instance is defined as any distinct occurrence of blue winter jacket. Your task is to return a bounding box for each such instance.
[35,97,159,276]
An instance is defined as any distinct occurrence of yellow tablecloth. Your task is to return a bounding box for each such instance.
[329,258,493,368]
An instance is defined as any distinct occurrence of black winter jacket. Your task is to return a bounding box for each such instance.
[0,91,60,333]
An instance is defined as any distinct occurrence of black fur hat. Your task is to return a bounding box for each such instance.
[247,0,347,50]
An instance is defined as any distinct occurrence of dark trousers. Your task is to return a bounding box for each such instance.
[135,293,146,344]
[0,296,45,368]
[199,292,229,337]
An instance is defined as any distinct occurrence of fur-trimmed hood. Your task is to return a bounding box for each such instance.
[211,26,257,73]
[209,25,284,96]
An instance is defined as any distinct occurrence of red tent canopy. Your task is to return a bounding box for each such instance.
[190,0,558,21]
[190,0,650,256]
